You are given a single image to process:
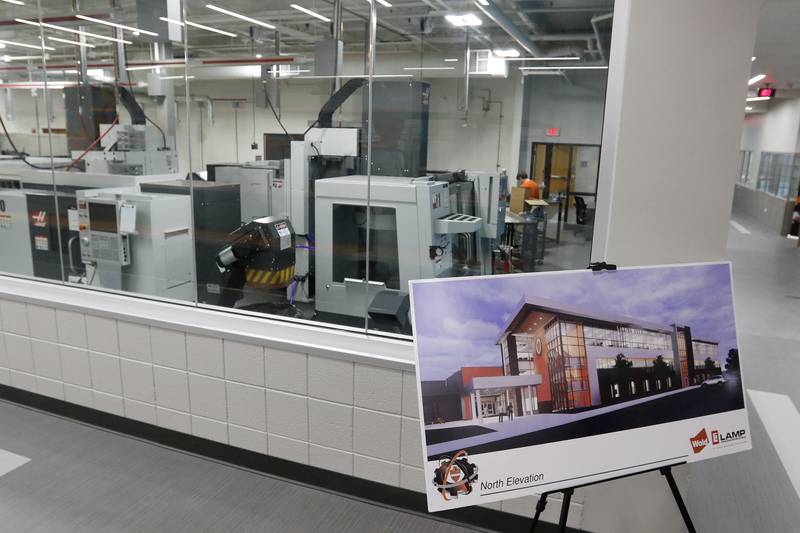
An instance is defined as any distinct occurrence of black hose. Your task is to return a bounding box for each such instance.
[0,112,73,170]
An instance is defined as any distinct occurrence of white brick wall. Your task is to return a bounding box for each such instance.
[0,296,560,522]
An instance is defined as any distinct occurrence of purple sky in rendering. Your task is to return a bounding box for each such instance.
[411,263,738,381]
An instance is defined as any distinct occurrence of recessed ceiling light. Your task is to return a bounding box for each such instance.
[748,73,765,85]
[365,0,393,7]
[290,4,331,22]
[746,96,770,102]
[444,58,459,62]
[75,14,158,37]
[206,4,276,30]
[445,14,481,27]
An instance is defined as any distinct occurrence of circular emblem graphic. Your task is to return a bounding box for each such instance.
[433,450,478,501]
[535,337,542,356]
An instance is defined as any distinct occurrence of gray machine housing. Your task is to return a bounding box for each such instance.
[0,190,35,277]
[314,173,502,319]
[77,190,194,301]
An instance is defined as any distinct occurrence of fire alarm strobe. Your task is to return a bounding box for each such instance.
[432,451,478,500]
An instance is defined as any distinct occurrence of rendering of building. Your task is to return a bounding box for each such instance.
[496,297,721,414]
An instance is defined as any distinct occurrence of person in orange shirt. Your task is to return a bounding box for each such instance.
[516,172,540,199]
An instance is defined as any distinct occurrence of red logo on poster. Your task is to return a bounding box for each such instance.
[690,429,709,454]
[711,430,720,445]
[31,210,47,228]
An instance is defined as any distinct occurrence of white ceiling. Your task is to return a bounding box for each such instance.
[751,0,800,91]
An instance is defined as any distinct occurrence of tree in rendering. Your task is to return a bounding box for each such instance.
[725,348,740,374]
[614,354,633,397]
[704,357,717,371]
[653,355,672,388]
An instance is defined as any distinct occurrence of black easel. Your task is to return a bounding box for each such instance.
[528,464,696,533]
[529,262,695,532]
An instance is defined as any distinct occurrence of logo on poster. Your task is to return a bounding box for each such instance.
[690,428,709,454]
[432,450,478,501]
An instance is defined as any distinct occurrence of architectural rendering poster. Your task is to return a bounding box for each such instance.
[409,262,750,512]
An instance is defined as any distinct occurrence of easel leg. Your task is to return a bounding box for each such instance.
[659,467,696,533]
[529,493,549,533]
[558,488,574,532]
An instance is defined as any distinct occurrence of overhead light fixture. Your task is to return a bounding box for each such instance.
[48,36,96,48]
[748,73,765,85]
[493,48,520,58]
[365,0,393,7]
[159,16,184,26]
[1,54,39,61]
[206,5,276,30]
[751,56,756,62]
[289,73,412,79]
[403,66,455,71]
[1,0,25,5]
[186,20,237,37]
[505,56,581,61]
[126,62,185,71]
[745,106,753,111]
[477,0,489,5]
[0,39,54,51]
[15,19,132,44]
[518,65,608,70]
[75,14,158,37]
[445,14,481,27]
[290,4,331,22]
[160,75,195,80]
[444,58,459,62]
[746,96,770,102]
[255,53,263,59]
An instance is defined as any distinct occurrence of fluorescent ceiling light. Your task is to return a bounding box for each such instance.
[205,5,276,29]
[288,74,412,79]
[255,53,263,59]
[493,48,519,58]
[746,96,770,102]
[1,54,39,61]
[159,16,184,26]
[745,106,753,111]
[445,14,481,27]
[477,0,489,4]
[747,73,765,85]
[15,19,132,44]
[366,0,393,7]
[518,65,608,70]
[751,56,756,62]
[505,56,581,61]
[290,4,331,22]
[186,20,237,37]
[444,58,459,62]
[75,14,158,37]
[1,0,25,5]
[48,36,95,48]
[126,63,185,71]
[160,75,195,80]
[0,39,54,51]
[403,66,455,71]
[520,70,564,76]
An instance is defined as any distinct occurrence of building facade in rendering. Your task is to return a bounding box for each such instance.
[497,298,720,414]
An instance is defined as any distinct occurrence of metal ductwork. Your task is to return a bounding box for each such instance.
[474,0,545,57]
[591,12,614,63]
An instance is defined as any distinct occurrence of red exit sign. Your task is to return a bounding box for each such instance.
[757,87,776,98]
[546,127,561,137]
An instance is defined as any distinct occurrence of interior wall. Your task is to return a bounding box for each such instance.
[592,0,761,266]
[739,97,800,188]
[0,88,68,157]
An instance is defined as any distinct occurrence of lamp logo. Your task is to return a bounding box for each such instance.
[432,450,478,501]
[690,428,709,454]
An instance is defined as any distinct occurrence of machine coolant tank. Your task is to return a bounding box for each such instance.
[433,213,483,234]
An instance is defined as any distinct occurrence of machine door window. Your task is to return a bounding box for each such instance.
[332,204,399,290]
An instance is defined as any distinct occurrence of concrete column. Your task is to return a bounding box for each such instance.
[475,389,483,424]
[591,0,761,266]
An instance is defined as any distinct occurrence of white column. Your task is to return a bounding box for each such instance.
[470,392,477,421]
[591,0,761,266]
[475,389,483,424]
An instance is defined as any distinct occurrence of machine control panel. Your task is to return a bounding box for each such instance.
[77,198,131,266]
